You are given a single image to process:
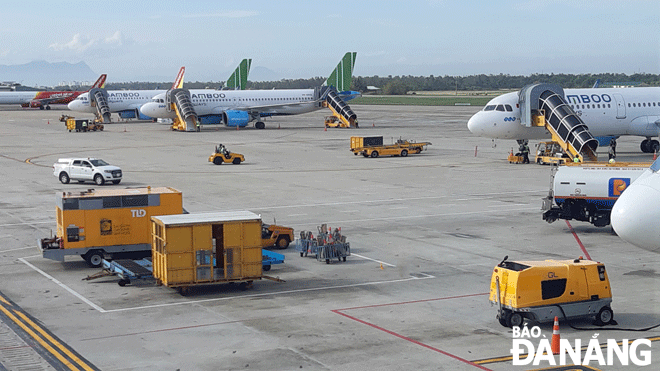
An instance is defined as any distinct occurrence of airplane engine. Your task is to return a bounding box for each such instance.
[222,110,250,127]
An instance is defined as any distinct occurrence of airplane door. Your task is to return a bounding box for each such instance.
[613,93,626,119]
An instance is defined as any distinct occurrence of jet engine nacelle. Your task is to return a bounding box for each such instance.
[222,110,250,127]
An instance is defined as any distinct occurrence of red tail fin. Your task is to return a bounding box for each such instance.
[91,74,107,89]
[172,67,185,89]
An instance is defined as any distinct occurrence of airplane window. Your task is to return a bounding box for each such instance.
[496,105,505,111]
[582,105,585,109]
[643,103,646,107]
[628,103,631,107]
[633,103,636,107]
[505,105,513,112]
[597,104,600,108]
[484,105,495,111]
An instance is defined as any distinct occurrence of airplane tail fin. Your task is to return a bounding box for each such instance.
[92,74,107,89]
[322,52,357,92]
[172,67,185,89]
[225,59,251,90]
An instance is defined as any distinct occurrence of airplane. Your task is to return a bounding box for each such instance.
[67,59,252,120]
[138,52,360,129]
[0,74,106,110]
[467,86,660,153]
[610,159,660,253]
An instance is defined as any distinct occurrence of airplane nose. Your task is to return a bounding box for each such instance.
[67,101,77,110]
[611,180,660,252]
[140,103,159,117]
[467,113,481,134]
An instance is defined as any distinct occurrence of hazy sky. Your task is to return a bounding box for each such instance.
[1,0,659,82]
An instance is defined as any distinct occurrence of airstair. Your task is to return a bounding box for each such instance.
[320,86,357,128]
[166,88,198,132]
[519,84,598,162]
[88,88,111,124]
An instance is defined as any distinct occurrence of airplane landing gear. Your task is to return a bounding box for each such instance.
[640,138,659,153]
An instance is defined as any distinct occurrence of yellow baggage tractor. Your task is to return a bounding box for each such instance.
[208,144,244,165]
[489,256,614,328]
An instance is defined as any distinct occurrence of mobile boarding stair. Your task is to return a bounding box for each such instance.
[519,84,598,162]
[295,224,350,264]
[320,86,358,128]
[88,88,112,124]
[167,88,199,132]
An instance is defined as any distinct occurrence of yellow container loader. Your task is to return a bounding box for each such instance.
[490,256,614,328]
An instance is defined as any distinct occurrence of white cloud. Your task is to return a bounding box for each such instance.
[182,10,258,18]
[104,31,122,46]
[48,34,96,52]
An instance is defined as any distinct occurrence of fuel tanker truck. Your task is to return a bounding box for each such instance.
[542,163,648,227]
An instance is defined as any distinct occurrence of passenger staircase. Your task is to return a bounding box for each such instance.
[167,88,198,132]
[88,88,111,124]
[320,87,357,128]
[519,84,598,162]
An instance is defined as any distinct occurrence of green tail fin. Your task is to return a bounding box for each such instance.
[322,52,357,92]
[225,59,252,90]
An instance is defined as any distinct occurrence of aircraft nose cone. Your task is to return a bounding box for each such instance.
[67,101,77,110]
[140,103,156,117]
[611,182,660,252]
[467,113,481,134]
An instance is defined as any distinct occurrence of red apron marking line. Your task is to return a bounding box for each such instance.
[332,309,492,370]
[565,220,592,260]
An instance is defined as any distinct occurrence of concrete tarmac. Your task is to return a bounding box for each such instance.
[0,105,659,370]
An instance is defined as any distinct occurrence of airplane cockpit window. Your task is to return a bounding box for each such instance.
[505,105,513,112]
[484,105,496,111]
[495,105,505,111]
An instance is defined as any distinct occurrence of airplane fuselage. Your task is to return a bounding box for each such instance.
[140,89,319,119]
[68,90,165,113]
[0,91,37,105]
[468,87,660,141]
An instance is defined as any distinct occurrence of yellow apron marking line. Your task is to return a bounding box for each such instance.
[473,337,660,365]
[0,294,95,371]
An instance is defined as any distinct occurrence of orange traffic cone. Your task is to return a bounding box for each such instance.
[278,123,281,129]
[236,125,239,131]
[654,151,657,161]
[324,126,327,131]
[380,263,383,270]
[372,123,375,127]
[551,316,561,355]
[47,120,50,125]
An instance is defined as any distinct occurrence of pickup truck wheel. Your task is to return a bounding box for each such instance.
[232,158,241,165]
[262,265,271,272]
[401,149,408,157]
[94,174,105,185]
[59,172,70,184]
[276,236,290,249]
[370,151,379,158]
[84,250,103,268]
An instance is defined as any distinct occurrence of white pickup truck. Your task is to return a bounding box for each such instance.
[53,158,122,185]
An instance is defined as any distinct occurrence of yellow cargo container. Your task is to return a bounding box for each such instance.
[39,187,183,267]
[151,211,263,292]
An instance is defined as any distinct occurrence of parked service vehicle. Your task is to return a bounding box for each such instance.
[53,158,122,185]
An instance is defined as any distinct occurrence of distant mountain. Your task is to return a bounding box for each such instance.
[0,61,97,87]
[249,66,282,82]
